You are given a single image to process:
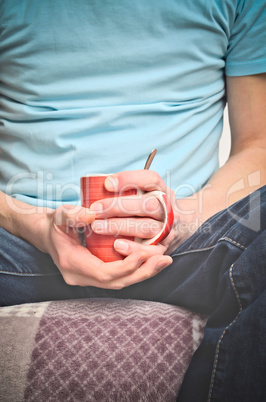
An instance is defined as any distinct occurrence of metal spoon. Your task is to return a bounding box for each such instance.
[144,149,157,170]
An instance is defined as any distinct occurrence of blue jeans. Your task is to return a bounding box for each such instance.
[1,186,265,401]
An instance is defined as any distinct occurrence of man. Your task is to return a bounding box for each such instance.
[0,1,265,400]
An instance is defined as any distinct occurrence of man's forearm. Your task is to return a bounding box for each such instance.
[177,146,266,230]
[0,191,52,252]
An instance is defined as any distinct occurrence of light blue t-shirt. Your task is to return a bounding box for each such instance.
[0,0,265,207]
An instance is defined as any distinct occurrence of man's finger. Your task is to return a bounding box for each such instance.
[61,246,152,286]
[104,170,168,193]
[114,238,166,256]
[55,205,96,228]
[91,218,163,239]
[90,193,164,220]
[107,254,173,290]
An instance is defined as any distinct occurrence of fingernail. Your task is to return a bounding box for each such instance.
[114,239,129,251]
[91,220,108,233]
[105,176,119,191]
[90,202,103,213]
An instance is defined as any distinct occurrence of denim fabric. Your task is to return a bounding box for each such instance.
[0,186,265,401]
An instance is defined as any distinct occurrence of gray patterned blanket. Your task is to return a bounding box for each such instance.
[0,298,207,401]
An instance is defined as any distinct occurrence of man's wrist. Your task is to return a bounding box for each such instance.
[0,191,53,253]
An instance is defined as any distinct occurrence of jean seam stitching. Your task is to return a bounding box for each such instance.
[207,263,243,402]
[171,245,216,257]
[171,236,246,258]
[218,237,247,251]
[0,270,60,277]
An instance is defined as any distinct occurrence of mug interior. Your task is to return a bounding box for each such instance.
[81,173,113,178]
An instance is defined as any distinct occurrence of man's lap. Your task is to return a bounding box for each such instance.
[0,186,265,401]
[0,186,265,308]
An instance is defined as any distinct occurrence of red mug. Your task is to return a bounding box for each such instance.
[81,174,174,262]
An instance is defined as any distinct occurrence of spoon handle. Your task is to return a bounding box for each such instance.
[144,149,157,170]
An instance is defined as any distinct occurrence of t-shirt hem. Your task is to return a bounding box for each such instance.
[225,60,266,77]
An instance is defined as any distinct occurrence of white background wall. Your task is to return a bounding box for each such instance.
[219,105,231,166]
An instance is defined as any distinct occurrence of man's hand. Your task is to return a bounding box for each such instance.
[41,203,172,289]
[89,170,194,259]
[0,191,173,289]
